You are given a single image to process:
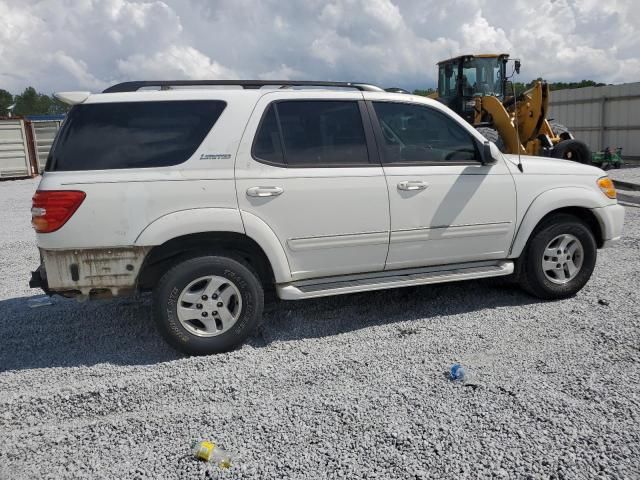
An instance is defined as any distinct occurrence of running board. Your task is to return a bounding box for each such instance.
[277,260,514,300]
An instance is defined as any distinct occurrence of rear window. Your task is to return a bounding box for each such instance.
[46,100,226,171]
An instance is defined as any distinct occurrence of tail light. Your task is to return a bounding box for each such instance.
[31,190,86,233]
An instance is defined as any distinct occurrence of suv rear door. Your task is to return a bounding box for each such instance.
[235,91,390,280]
[363,94,517,270]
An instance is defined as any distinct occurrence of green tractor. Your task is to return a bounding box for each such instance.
[591,147,623,169]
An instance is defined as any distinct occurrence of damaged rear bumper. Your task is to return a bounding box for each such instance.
[30,246,150,298]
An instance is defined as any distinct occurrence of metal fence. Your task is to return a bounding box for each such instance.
[548,82,640,161]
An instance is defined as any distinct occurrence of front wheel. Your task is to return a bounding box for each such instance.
[518,214,597,299]
[153,256,264,355]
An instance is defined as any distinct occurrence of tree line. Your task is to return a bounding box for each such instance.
[512,79,606,96]
[412,79,607,97]
[0,87,70,117]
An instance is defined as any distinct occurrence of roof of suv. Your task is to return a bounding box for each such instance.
[55,80,441,110]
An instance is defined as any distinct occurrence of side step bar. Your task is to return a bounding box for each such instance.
[277,260,514,300]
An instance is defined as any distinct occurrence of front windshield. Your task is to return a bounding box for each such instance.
[461,57,503,98]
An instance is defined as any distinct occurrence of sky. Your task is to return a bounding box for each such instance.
[1,0,639,94]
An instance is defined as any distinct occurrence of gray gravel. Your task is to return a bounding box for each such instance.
[610,167,640,206]
[1,177,639,479]
[609,166,640,183]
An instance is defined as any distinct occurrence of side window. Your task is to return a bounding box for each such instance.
[253,104,284,165]
[252,100,370,167]
[372,102,478,163]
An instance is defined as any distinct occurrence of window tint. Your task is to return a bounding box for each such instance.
[373,102,478,163]
[46,100,226,171]
[252,100,369,166]
[252,104,284,165]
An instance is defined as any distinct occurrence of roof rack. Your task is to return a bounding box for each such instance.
[385,87,411,94]
[102,80,385,93]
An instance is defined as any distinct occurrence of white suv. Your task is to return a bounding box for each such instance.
[30,80,625,354]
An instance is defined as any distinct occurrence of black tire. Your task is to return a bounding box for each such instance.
[153,256,264,355]
[549,121,573,141]
[518,214,597,300]
[551,139,592,164]
[476,127,506,152]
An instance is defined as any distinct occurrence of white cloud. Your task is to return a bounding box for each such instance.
[117,46,237,79]
[257,64,304,81]
[0,0,638,94]
[461,12,512,53]
[50,51,107,90]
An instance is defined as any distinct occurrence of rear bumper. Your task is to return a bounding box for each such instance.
[31,246,150,297]
[592,203,625,248]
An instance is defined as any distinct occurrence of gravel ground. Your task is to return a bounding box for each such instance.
[1,178,639,479]
[609,166,640,183]
[610,167,640,206]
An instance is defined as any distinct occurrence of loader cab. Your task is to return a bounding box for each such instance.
[437,54,509,123]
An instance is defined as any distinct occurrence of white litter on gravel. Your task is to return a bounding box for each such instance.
[609,166,640,183]
[1,178,639,479]
[610,167,640,205]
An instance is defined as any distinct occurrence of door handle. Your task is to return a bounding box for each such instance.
[397,180,428,191]
[246,186,284,197]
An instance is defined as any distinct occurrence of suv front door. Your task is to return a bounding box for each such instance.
[236,91,390,280]
[364,96,517,270]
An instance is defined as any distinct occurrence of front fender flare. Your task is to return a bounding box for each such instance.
[509,187,607,257]
[240,210,291,283]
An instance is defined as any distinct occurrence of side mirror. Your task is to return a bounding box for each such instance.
[514,60,521,74]
[481,141,497,166]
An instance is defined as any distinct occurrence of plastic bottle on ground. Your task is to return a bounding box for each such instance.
[192,440,232,469]
[449,363,466,381]
[449,363,481,386]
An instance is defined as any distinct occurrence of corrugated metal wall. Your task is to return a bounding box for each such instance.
[548,82,640,160]
[30,120,63,173]
[0,116,64,178]
[0,119,33,178]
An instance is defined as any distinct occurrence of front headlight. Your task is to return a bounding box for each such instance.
[597,176,617,199]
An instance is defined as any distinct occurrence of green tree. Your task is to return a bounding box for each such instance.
[413,88,437,97]
[10,87,71,115]
[49,96,71,115]
[13,87,53,115]
[511,78,607,96]
[549,80,606,91]
[0,89,13,116]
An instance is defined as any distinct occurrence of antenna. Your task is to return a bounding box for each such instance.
[509,62,524,173]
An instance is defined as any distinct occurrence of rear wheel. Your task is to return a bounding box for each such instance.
[551,139,592,164]
[518,214,597,299]
[153,255,263,355]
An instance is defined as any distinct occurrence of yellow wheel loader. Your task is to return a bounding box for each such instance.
[434,54,591,163]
